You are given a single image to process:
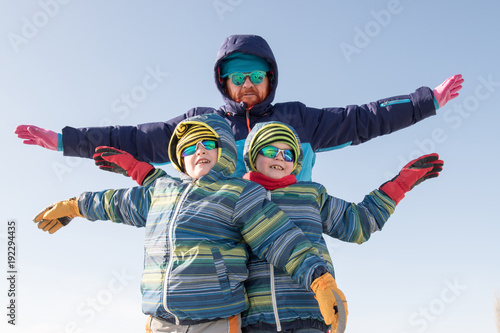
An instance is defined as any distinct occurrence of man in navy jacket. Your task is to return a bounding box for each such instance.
[15,34,463,181]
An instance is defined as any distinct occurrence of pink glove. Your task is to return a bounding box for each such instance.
[15,125,59,151]
[433,74,464,108]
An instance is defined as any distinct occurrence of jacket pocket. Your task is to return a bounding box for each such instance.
[212,247,232,300]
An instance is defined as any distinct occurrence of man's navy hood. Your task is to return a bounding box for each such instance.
[214,35,278,117]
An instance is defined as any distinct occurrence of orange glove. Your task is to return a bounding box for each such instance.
[310,273,348,332]
[33,198,83,234]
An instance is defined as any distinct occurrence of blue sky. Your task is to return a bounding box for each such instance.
[1,1,499,332]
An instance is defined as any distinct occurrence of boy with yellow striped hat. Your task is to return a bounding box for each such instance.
[240,121,443,333]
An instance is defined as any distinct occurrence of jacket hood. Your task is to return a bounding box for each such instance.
[214,35,278,116]
[243,121,303,176]
[168,113,237,178]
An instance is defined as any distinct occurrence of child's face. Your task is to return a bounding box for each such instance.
[254,142,294,179]
[183,141,218,179]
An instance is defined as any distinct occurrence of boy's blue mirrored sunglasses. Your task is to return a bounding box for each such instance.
[258,146,294,162]
[181,140,218,157]
[227,70,266,86]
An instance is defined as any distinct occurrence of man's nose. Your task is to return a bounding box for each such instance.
[241,76,254,87]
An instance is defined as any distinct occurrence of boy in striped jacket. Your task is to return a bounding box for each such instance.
[239,121,443,333]
[32,114,344,333]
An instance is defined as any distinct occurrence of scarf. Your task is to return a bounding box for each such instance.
[243,171,297,190]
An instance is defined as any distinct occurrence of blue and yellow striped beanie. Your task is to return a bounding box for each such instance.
[171,123,217,172]
[248,123,299,172]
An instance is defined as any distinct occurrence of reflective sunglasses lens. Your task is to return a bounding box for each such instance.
[202,140,217,150]
[283,150,294,162]
[249,71,265,85]
[260,146,279,159]
[230,73,246,86]
[181,145,197,157]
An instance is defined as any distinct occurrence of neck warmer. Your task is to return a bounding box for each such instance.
[243,171,297,190]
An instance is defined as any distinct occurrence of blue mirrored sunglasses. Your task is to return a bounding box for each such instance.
[258,146,294,162]
[181,140,218,157]
[227,70,266,86]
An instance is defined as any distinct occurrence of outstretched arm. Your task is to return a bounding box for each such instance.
[15,108,214,162]
[323,153,444,243]
[33,185,153,233]
[300,75,464,152]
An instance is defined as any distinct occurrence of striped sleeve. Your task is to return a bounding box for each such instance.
[322,188,396,244]
[234,182,326,290]
[78,184,154,228]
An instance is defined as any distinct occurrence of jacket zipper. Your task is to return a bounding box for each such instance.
[270,264,281,331]
[162,182,193,325]
[379,98,411,107]
[266,190,281,331]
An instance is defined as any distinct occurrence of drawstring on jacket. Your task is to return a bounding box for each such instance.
[245,110,251,133]
[226,103,270,134]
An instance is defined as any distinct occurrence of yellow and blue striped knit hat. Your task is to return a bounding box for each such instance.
[248,123,300,172]
[172,123,217,172]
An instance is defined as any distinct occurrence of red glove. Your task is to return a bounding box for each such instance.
[379,153,444,204]
[433,74,464,108]
[93,146,154,185]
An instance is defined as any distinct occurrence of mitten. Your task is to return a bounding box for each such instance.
[379,153,444,204]
[93,146,154,185]
[33,198,83,234]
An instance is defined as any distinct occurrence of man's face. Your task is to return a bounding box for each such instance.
[226,75,270,109]
[183,141,218,179]
[254,142,294,179]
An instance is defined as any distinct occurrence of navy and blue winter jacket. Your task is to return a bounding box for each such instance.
[62,34,436,181]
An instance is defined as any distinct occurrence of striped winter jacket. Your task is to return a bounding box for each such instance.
[61,34,437,181]
[240,121,396,332]
[77,114,330,325]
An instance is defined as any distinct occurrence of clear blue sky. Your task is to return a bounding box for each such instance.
[1,1,499,332]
